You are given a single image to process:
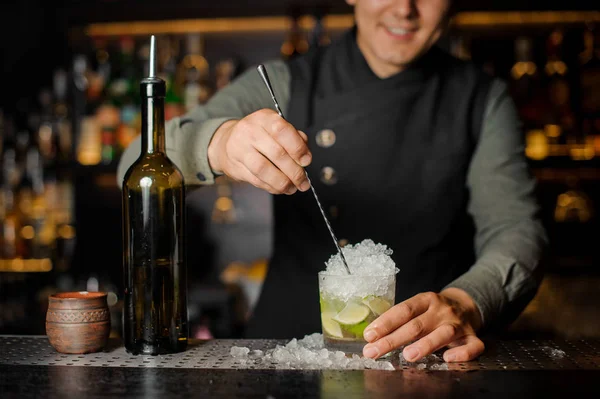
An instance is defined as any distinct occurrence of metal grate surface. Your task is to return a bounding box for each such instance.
[1,336,599,371]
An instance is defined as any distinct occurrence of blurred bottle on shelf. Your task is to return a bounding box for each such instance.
[181,33,212,110]
[1,118,23,259]
[73,54,102,166]
[281,9,308,60]
[95,103,119,164]
[579,24,600,153]
[511,38,544,128]
[37,89,58,168]
[0,53,78,271]
[53,69,73,164]
[73,36,143,166]
[545,29,587,160]
[161,36,185,121]
[0,114,53,262]
[544,30,571,118]
[214,58,241,92]
[49,69,76,272]
[310,8,331,49]
[87,37,111,108]
[18,145,47,259]
[100,36,137,163]
[511,37,552,161]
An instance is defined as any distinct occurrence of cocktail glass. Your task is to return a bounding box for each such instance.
[318,271,396,353]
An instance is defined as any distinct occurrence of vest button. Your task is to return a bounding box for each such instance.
[316,129,336,148]
[320,166,338,185]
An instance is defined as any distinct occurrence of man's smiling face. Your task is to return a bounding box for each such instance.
[347,0,452,77]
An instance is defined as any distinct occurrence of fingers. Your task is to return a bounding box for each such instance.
[266,116,312,167]
[225,109,311,194]
[298,130,309,142]
[236,163,281,195]
[214,109,312,194]
[361,290,485,362]
[363,293,432,344]
[252,133,310,192]
[242,152,298,195]
[401,324,458,362]
[442,335,485,362]
[363,313,432,359]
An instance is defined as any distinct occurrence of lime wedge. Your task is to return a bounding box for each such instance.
[342,320,370,338]
[321,312,343,338]
[332,302,370,325]
[362,296,392,316]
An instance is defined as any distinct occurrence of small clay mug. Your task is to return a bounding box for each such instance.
[46,291,111,354]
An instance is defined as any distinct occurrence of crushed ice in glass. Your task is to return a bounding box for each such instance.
[320,239,399,301]
[324,239,398,276]
[229,333,395,371]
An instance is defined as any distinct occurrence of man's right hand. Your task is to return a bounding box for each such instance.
[207,109,313,195]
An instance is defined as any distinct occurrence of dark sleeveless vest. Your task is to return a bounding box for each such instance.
[245,29,492,339]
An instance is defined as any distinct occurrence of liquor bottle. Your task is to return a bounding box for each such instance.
[114,36,139,155]
[511,38,544,129]
[19,146,46,259]
[579,24,600,153]
[1,118,23,259]
[72,55,102,166]
[99,36,136,163]
[309,8,331,49]
[214,58,241,92]
[37,89,58,165]
[52,69,73,164]
[281,9,308,60]
[510,37,550,160]
[161,37,185,121]
[181,33,211,111]
[544,30,577,146]
[122,35,188,355]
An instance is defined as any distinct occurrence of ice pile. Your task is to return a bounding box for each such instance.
[541,346,566,359]
[428,363,450,370]
[320,239,399,301]
[399,351,449,371]
[229,333,395,371]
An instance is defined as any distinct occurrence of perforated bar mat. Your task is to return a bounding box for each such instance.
[1,336,599,371]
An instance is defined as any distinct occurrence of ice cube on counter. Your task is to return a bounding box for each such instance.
[229,333,395,371]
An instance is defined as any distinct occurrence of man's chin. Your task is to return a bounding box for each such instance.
[378,54,418,70]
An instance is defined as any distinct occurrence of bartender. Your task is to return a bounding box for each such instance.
[118,0,547,363]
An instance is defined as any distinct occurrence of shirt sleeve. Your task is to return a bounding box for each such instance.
[444,78,548,330]
[116,59,291,187]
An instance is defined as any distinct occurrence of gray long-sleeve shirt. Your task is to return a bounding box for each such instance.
[117,60,548,330]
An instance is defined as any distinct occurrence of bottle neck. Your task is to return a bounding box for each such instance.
[141,96,166,154]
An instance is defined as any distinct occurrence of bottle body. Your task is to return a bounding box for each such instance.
[122,93,187,355]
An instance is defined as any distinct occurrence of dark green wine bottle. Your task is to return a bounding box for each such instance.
[122,35,187,355]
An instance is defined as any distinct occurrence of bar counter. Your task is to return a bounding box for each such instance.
[1,336,599,398]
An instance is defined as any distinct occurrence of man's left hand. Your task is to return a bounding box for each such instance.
[362,288,484,363]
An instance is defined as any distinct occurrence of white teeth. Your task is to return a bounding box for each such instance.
[387,28,409,35]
